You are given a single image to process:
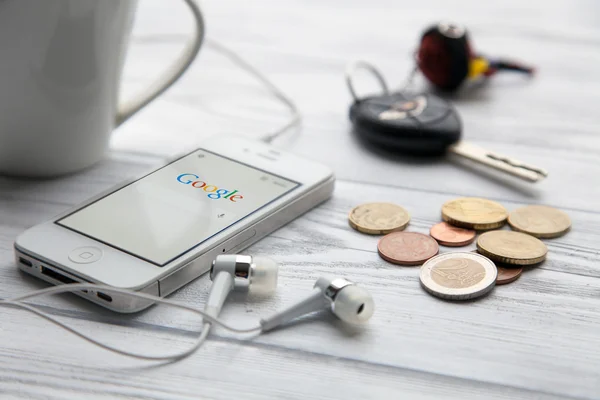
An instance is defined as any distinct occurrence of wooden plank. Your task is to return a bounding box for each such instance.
[0,307,570,400]
[1,176,599,398]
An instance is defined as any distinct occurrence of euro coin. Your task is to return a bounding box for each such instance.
[477,230,547,265]
[496,266,522,285]
[429,222,476,247]
[377,232,439,266]
[420,252,497,300]
[442,197,508,230]
[508,205,571,238]
[349,202,410,235]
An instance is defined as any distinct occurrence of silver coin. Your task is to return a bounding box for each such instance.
[420,252,497,300]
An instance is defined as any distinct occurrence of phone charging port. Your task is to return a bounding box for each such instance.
[41,266,77,284]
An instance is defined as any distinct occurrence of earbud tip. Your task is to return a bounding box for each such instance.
[333,285,374,324]
[250,256,279,294]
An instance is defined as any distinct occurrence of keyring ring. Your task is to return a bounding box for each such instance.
[345,61,390,102]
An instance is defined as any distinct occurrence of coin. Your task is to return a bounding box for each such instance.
[508,205,571,238]
[420,252,497,300]
[377,232,439,266]
[429,222,476,247]
[477,230,547,265]
[496,266,522,285]
[442,197,508,230]
[348,203,410,235]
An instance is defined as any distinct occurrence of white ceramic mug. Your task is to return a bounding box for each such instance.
[0,0,203,177]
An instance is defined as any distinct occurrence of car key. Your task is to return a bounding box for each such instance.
[348,92,548,182]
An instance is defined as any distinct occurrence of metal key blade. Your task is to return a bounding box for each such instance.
[448,142,548,182]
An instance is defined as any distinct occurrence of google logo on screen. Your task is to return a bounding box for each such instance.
[176,173,244,202]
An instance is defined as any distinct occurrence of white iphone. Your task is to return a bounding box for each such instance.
[14,135,335,312]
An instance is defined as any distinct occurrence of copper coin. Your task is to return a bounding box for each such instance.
[429,222,476,247]
[496,266,522,285]
[378,232,439,266]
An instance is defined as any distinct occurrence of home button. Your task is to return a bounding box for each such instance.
[69,246,103,264]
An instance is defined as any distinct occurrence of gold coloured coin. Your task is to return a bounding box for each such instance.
[442,197,508,230]
[348,203,410,235]
[477,230,547,265]
[420,252,497,300]
[508,205,571,238]
[442,197,507,230]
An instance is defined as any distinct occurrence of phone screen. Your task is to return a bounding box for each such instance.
[57,149,300,266]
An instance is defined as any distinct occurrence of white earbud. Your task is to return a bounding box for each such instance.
[204,254,278,319]
[259,277,374,332]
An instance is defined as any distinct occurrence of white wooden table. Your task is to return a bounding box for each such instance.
[2,1,599,399]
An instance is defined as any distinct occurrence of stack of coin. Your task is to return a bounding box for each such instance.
[348,199,571,300]
[427,197,506,250]
[432,198,571,288]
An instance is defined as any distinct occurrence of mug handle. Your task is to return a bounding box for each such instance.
[115,0,205,126]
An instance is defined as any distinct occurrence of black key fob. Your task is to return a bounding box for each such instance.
[349,92,462,155]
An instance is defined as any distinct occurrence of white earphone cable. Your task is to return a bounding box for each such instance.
[205,39,301,144]
[0,283,262,361]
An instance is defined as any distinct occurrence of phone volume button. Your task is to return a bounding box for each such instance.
[226,229,257,253]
